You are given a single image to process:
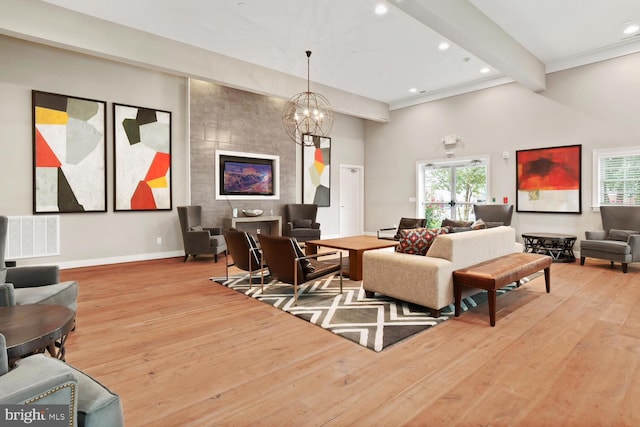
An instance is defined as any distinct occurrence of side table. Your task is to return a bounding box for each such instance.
[521,232,577,263]
[0,304,75,366]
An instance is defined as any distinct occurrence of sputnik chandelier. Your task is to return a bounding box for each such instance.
[282,50,335,146]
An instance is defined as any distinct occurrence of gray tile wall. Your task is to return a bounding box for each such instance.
[190,79,297,234]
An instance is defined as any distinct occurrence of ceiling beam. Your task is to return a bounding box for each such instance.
[392,0,546,92]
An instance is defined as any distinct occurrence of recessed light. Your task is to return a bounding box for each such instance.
[409,88,417,93]
[480,67,490,74]
[438,42,450,51]
[374,4,388,15]
[624,23,639,34]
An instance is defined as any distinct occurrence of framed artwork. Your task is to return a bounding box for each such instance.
[215,150,280,201]
[302,134,331,207]
[113,103,172,211]
[32,90,107,213]
[516,144,582,214]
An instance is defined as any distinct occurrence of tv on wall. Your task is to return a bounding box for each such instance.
[215,150,280,200]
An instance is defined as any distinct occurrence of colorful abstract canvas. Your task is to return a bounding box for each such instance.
[516,144,582,213]
[114,104,172,211]
[32,91,107,213]
[302,134,331,207]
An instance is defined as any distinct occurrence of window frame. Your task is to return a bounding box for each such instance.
[592,146,640,210]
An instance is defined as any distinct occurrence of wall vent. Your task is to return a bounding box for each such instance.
[6,215,60,260]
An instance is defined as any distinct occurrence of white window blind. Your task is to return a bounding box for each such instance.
[593,147,640,207]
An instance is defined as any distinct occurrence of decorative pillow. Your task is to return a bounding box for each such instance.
[396,227,449,255]
[471,218,487,230]
[441,218,473,228]
[292,219,313,229]
[607,229,639,242]
[190,225,204,231]
[395,217,427,239]
[292,239,315,274]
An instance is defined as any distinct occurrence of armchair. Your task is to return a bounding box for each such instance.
[0,216,78,311]
[472,204,514,227]
[223,229,266,284]
[177,206,227,263]
[258,234,342,305]
[377,217,427,240]
[1,334,124,427]
[580,206,640,273]
[283,204,321,243]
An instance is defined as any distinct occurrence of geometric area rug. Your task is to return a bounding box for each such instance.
[210,273,534,352]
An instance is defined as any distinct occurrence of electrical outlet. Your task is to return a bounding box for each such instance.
[256,228,261,234]
[156,237,162,245]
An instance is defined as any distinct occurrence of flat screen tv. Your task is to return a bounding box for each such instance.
[215,150,280,200]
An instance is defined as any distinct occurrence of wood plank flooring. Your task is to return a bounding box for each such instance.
[60,256,640,426]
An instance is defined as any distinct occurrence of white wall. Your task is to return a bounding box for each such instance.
[364,52,640,239]
[0,35,188,267]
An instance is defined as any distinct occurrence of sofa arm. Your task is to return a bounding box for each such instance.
[629,234,640,261]
[0,283,16,307]
[284,222,294,236]
[585,230,606,240]
[363,250,455,310]
[1,354,78,413]
[6,266,60,288]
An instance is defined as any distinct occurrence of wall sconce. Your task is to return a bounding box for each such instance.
[442,134,460,157]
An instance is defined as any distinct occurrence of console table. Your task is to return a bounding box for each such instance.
[224,215,282,236]
[521,232,577,263]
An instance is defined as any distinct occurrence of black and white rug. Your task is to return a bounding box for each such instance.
[211,273,528,352]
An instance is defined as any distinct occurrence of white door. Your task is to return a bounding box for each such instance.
[340,165,364,236]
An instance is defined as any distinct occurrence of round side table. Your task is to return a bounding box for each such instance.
[521,232,577,263]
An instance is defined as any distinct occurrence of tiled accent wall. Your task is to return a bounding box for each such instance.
[189,79,297,232]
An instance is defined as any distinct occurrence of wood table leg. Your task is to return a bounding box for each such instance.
[544,266,551,293]
[305,242,318,256]
[488,290,497,327]
[454,283,462,317]
[349,249,363,281]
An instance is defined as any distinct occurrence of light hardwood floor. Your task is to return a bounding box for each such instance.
[61,256,640,426]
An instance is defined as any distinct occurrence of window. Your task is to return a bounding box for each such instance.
[592,147,640,207]
[417,157,489,227]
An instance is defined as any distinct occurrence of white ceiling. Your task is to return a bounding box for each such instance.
[41,0,640,110]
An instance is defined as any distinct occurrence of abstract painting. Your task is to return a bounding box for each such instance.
[516,144,582,213]
[302,134,331,207]
[114,103,172,211]
[33,90,106,213]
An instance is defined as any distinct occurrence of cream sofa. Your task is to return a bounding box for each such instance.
[362,226,523,315]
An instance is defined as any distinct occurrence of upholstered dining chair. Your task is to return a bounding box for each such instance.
[258,234,343,305]
[223,229,266,284]
[580,205,640,273]
[472,204,514,227]
[377,217,427,240]
[283,204,321,243]
[177,206,227,262]
[0,215,78,311]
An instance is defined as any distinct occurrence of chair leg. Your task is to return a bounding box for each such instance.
[580,257,585,265]
[623,263,628,273]
[610,261,615,268]
[183,254,189,262]
[214,253,218,263]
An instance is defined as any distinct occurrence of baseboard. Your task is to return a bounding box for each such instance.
[57,250,185,270]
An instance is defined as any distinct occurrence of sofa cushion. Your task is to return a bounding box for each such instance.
[292,219,313,229]
[607,228,638,242]
[581,239,631,255]
[15,281,78,312]
[396,227,449,256]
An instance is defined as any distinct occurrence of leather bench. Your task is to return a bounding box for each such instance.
[452,252,552,326]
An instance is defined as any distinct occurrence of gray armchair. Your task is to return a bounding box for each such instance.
[0,216,78,311]
[1,334,124,427]
[284,204,321,243]
[473,204,514,227]
[580,206,640,273]
[177,206,227,262]
[377,217,427,240]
